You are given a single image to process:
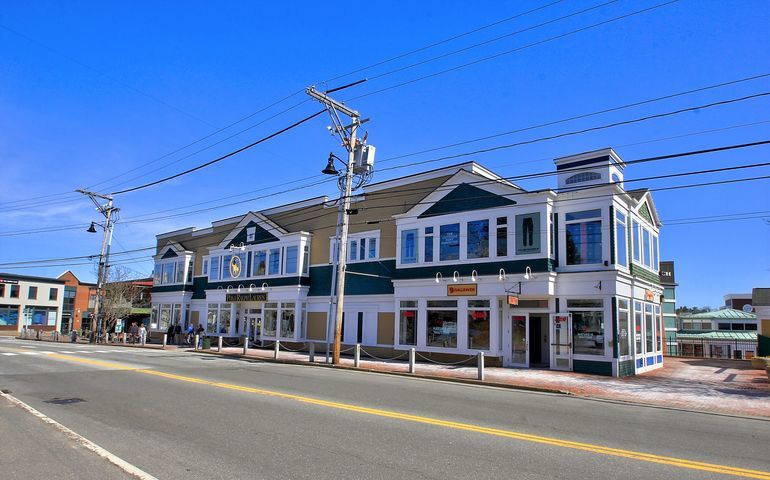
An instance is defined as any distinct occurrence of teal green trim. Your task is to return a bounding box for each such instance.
[161,249,179,259]
[207,276,309,291]
[572,359,613,376]
[638,202,653,224]
[226,220,279,248]
[612,297,618,359]
[629,264,661,285]
[418,183,515,219]
[393,258,553,280]
[618,359,635,377]
[309,260,395,297]
[609,206,616,265]
[151,285,193,294]
[192,276,208,300]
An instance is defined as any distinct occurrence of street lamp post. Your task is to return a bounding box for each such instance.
[77,189,118,344]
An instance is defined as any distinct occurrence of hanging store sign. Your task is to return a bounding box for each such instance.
[507,295,519,306]
[644,290,656,302]
[229,255,243,278]
[447,284,477,296]
[225,292,268,302]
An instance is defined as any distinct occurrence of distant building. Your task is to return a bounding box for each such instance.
[723,293,754,313]
[753,288,770,356]
[57,271,97,335]
[0,273,65,335]
[659,261,677,354]
[677,308,758,359]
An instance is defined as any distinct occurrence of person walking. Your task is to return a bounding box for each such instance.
[128,322,139,344]
[139,323,147,346]
[186,323,194,346]
[174,323,183,346]
[166,324,175,345]
[196,324,205,349]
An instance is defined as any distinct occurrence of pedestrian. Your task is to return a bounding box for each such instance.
[174,323,182,346]
[128,322,139,344]
[139,323,147,346]
[196,324,205,349]
[166,323,175,345]
[186,323,194,346]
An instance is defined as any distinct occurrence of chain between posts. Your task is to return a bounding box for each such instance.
[415,352,477,366]
[358,347,409,362]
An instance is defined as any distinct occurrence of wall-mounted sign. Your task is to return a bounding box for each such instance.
[447,284,477,296]
[225,292,267,302]
[644,290,656,301]
[0,279,19,285]
[515,212,541,255]
[507,295,519,306]
[229,255,243,278]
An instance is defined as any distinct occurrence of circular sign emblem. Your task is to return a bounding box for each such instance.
[229,255,242,278]
[742,304,753,313]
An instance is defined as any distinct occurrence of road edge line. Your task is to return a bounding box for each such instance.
[0,390,158,480]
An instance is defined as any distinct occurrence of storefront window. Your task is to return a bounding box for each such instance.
[634,302,643,355]
[0,305,19,326]
[264,303,278,337]
[219,304,231,334]
[399,300,417,346]
[207,305,218,334]
[618,299,630,356]
[467,299,490,350]
[568,299,604,356]
[565,210,602,265]
[439,224,460,261]
[172,304,182,327]
[426,300,457,348]
[655,305,662,352]
[466,220,489,259]
[281,302,295,337]
[645,304,654,353]
[150,305,158,329]
[159,305,171,331]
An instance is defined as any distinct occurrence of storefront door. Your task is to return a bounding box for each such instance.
[511,314,529,367]
[550,313,572,371]
[246,314,262,341]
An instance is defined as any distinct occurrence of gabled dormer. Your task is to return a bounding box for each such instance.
[555,148,626,191]
[153,241,194,287]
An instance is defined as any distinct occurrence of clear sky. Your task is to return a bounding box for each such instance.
[1,0,768,308]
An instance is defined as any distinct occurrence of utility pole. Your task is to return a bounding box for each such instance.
[306,85,373,365]
[77,189,118,344]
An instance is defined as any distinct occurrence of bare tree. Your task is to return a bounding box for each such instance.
[94,265,140,333]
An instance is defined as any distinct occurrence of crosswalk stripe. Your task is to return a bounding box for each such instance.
[59,351,75,354]
[1,352,18,356]
[20,351,39,355]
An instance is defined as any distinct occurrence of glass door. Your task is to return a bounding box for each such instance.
[550,313,572,371]
[511,315,529,367]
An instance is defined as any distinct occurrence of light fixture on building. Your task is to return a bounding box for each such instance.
[498,268,507,282]
[321,152,342,175]
[471,270,478,282]
[229,242,246,253]
[261,282,268,291]
[237,284,244,292]
[435,272,443,284]
[249,284,256,292]
[86,222,97,233]
[523,266,535,281]
[452,271,460,282]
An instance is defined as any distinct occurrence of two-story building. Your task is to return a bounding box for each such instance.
[0,273,65,335]
[151,148,665,376]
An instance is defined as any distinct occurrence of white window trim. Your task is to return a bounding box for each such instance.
[329,229,381,264]
[207,235,310,283]
[154,256,193,286]
[563,208,604,267]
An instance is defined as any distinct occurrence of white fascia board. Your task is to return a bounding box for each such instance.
[554,147,626,169]
[365,161,515,194]
[156,227,196,241]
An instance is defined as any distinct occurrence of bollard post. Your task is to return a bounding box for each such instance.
[309,342,315,363]
[274,340,280,359]
[194,334,199,351]
[217,336,223,352]
[477,351,485,381]
[123,333,127,345]
[162,333,167,349]
[354,343,361,367]
[242,336,248,355]
[409,347,416,374]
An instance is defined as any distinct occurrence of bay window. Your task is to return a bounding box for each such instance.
[302,245,310,275]
[426,300,457,348]
[401,229,418,264]
[268,248,281,275]
[439,224,460,261]
[398,300,417,346]
[569,299,604,356]
[466,220,489,259]
[348,234,379,262]
[652,235,659,271]
[615,211,628,267]
[285,246,298,274]
[253,250,267,276]
[175,260,184,283]
[162,263,174,284]
[467,299,490,350]
[642,229,651,268]
[632,220,640,262]
[565,209,602,265]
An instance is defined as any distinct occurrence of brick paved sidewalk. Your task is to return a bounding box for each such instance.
[208,345,770,418]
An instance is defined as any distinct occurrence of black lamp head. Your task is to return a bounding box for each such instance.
[321,153,339,175]
[86,222,97,233]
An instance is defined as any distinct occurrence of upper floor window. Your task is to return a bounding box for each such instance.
[49,288,58,301]
[210,256,221,281]
[253,250,267,276]
[28,286,38,300]
[401,229,418,264]
[515,213,541,255]
[466,220,489,259]
[439,224,460,261]
[565,171,601,185]
[424,227,434,262]
[565,209,602,265]
[10,285,20,298]
[155,259,187,285]
[268,248,281,275]
[342,232,380,263]
[615,210,628,267]
[631,219,659,272]
[0,284,4,297]
[496,217,507,257]
[285,246,299,274]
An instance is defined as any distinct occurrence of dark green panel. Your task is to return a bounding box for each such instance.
[418,183,516,219]
[759,334,770,357]
[630,264,661,285]
[609,205,616,265]
[151,285,194,294]
[552,212,559,267]
[161,249,178,259]
[226,220,279,247]
[394,258,553,280]
[618,359,635,377]
[611,296,618,359]
[572,359,613,376]
[309,261,395,297]
[207,276,309,291]
[192,276,208,300]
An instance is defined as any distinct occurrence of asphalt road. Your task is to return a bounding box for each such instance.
[1,337,768,480]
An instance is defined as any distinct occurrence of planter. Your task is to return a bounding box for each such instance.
[751,357,770,369]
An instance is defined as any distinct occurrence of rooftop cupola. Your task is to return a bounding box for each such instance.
[553,148,626,191]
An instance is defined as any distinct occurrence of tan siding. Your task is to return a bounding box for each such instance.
[762,319,770,336]
[190,311,200,327]
[377,312,395,345]
[306,312,327,340]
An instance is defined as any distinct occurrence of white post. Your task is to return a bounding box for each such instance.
[217,336,223,352]
[354,343,361,367]
[478,352,485,381]
[242,337,248,355]
[162,333,167,349]
[409,347,416,374]
[309,342,315,363]
[123,333,127,345]
[274,340,280,359]
[194,334,199,351]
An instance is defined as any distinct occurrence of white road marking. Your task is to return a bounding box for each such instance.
[39,351,56,354]
[20,351,40,355]
[2,352,18,356]
[0,391,159,480]
[58,351,75,354]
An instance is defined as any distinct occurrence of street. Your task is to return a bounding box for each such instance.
[1,338,769,480]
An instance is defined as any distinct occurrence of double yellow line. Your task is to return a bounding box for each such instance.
[43,352,770,479]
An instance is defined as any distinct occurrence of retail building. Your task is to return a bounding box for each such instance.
[0,273,65,335]
[58,270,97,335]
[151,149,665,376]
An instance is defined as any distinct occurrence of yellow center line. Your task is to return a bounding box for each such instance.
[37,352,770,479]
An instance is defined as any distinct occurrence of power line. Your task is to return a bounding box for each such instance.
[110,110,325,195]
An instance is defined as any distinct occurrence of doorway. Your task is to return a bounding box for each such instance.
[528,314,549,367]
[510,314,528,367]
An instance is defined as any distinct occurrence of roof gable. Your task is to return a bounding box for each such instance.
[217,212,287,249]
[419,183,516,219]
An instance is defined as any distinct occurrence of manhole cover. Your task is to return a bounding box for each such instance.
[45,397,85,405]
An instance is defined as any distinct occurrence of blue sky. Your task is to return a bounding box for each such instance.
[0,0,768,307]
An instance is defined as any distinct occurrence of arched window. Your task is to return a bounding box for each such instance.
[565,171,601,185]
[611,173,622,184]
